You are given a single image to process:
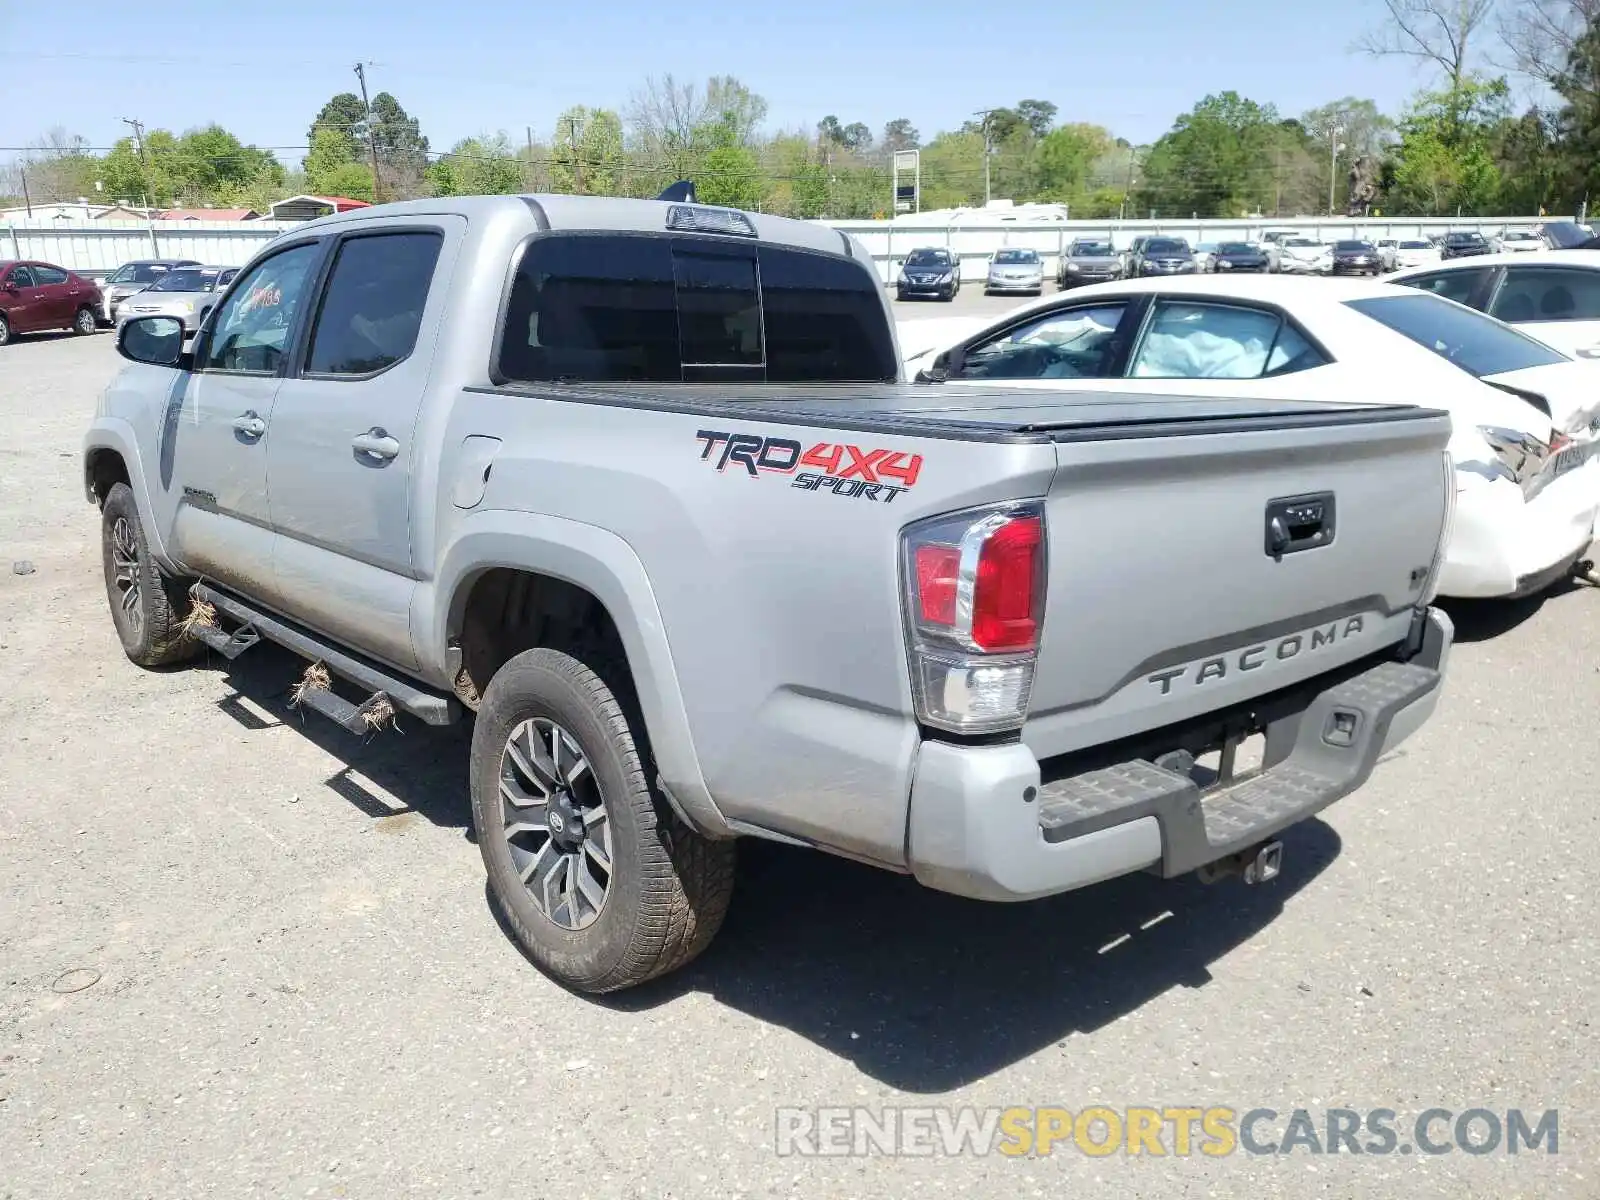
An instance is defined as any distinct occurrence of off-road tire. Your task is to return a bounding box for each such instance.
[100,482,200,667]
[470,647,736,993]
[72,306,97,335]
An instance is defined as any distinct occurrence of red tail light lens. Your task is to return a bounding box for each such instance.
[901,502,1047,734]
[914,544,961,625]
[971,515,1042,651]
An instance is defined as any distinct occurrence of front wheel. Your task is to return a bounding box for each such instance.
[470,648,736,993]
[0,314,11,347]
[100,482,200,667]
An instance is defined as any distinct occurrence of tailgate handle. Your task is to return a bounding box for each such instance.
[1265,493,1335,560]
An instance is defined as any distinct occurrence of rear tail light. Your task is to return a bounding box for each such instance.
[901,502,1046,734]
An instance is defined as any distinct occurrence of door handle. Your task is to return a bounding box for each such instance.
[352,427,400,461]
[232,411,266,438]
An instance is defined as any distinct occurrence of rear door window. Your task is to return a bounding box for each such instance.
[1489,266,1600,323]
[1396,267,1491,307]
[496,233,897,384]
[32,265,68,285]
[304,231,443,377]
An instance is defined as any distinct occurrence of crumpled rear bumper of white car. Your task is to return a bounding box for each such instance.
[1437,459,1600,598]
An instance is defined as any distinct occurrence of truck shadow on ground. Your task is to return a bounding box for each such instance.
[628,820,1341,1092]
[209,642,1342,1093]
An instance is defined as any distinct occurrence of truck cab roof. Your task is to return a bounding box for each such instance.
[283,194,862,263]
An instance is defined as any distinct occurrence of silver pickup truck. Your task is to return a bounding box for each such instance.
[85,195,1456,993]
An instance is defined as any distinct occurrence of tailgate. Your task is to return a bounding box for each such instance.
[1023,406,1453,758]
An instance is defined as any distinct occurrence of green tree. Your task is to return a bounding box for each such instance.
[1016,100,1059,139]
[1386,79,1508,213]
[308,93,369,151]
[882,118,920,153]
[439,133,522,195]
[919,130,985,209]
[304,127,373,200]
[369,92,430,197]
[1134,92,1285,216]
[1035,123,1113,201]
[550,107,625,195]
[1552,11,1600,210]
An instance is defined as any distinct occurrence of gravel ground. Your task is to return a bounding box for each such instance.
[1,332,1596,1199]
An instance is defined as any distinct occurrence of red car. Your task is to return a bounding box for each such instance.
[0,260,103,346]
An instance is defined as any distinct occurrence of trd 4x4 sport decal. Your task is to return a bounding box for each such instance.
[695,430,923,504]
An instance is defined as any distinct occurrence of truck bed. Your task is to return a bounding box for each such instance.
[481,381,1442,443]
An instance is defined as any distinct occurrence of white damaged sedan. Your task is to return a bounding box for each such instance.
[901,276,1600,599]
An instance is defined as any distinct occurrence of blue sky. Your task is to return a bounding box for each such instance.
[0,0,1525,165]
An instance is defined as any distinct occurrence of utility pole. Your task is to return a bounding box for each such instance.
[1327,124,1345,217]
[526,126,535,191]
[567,116,583,194]
[19,168,31,217]
[1273,144,1282,218]
[973,109,997,207]
[121,118,148,209]
[354,62,383,203]
[1120,153,1137,222]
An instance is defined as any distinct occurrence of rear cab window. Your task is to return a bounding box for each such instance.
[496,233,898,384]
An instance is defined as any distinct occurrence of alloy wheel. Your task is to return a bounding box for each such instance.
[499,717,614,930]
[110,516,144,640]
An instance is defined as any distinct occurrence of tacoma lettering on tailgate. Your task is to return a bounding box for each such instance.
[695,430,923,504]
[1147,616,1366,695]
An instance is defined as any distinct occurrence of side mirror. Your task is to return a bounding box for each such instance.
[118,315,187,368]
[3,282,16,293]
[944,346,966,379]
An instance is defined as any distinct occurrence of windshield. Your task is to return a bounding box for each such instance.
[1504,231,1536,240]
[1218,242,1255,254]
[905,250,950,267]
[1399,241,1432,249]
[1346,294,1569,378]
[1284,238,1319,248]
[108,263,171,284]
[1071,241,1114,256]
[1146,239,1189,254]
[148,269,219,293]
[1543,222,1590,249]
[1334,241,1373,252]
[1446,233,1484,244]
[993,249,1039,264]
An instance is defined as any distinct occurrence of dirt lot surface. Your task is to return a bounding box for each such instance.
[2,332,1596,1198]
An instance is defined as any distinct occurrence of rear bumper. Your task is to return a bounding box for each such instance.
[1437,467,1600,598]
[905,607,1452,902]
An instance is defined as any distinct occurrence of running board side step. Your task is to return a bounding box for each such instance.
[190,583,458,727]
[190,620,260,660]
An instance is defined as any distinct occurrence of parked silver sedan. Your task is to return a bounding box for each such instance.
[114,265,239,333]
[985,247,1044,295]
[99,257,202,325]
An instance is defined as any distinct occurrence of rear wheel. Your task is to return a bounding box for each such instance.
[0,314,11,347]
[100,482,200,667]
[470,647,736,993]
[72,306,97,335]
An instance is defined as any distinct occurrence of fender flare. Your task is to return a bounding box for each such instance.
[424,509,730,837]
[82,416,177,568]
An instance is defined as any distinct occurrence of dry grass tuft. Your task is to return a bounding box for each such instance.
[361,693,396,732]
[290,661,333,707]
[180,598,218,639]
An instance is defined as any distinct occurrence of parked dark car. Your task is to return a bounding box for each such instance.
[1129,236,1196,276]
[1330,239,1383,276]
[1208,241,1270,273]
[895,247,960,301]
[1440,231,1491,260]
[0,259,103,345]
[1056,238,1123,287]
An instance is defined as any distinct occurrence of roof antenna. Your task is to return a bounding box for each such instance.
[656,179,695,203]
